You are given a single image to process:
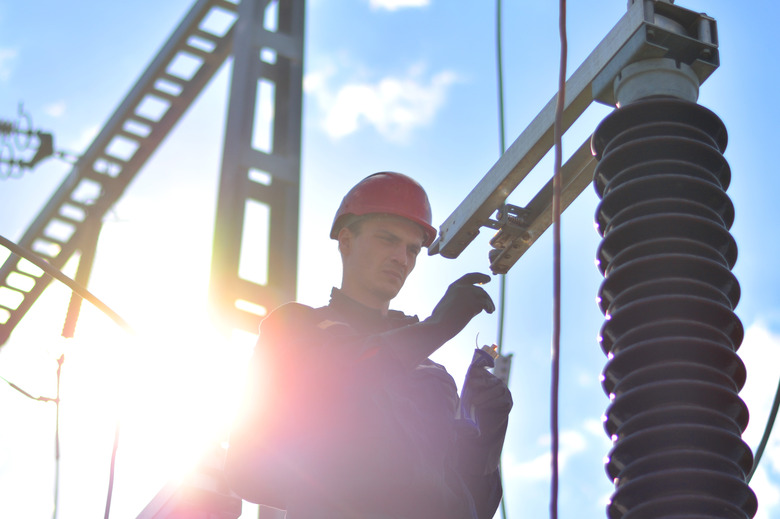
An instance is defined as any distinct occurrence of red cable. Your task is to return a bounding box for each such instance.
[551,1,567,518]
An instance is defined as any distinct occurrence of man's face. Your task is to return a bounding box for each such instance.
[339,215,426,310]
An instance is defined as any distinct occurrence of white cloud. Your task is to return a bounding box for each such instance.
[583,417,611,441]
[749,466,780,519]
[369,0,430,11]
[43,101,67,118]
[503,428,589,481]
[735,320,780,518]
[0,47,18,82]
[305,63,458,142]
[302,67,330,93]
[739,321,780,456]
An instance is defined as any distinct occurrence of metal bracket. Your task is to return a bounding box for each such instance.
[428,0,719,275]
[486,205,530,260]
[493,353,514,386]
[491,204,531,232]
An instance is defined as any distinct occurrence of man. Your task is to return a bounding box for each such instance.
[226,172,512,518]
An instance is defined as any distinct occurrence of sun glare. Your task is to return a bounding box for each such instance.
[50,274,259,514]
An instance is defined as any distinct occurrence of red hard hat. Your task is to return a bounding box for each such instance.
[330,172,437,247]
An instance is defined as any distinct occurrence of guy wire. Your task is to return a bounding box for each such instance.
[551,0,567,518]
[0,234,132,518]
[495,1,509,518]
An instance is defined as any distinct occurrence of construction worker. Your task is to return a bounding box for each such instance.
[226,172,512,518]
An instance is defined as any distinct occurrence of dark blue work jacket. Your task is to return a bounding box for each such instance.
[226,289,503,519]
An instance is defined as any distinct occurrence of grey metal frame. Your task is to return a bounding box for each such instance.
[0,0,241,345]
[429,0,719,275]
[0,0,306,344]
[209,0,305,335]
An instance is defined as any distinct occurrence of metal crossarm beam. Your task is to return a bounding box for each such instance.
[0,0,239,345]
[429,0,719,274]
[209,0,305,334]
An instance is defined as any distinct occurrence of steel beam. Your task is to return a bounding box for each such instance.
[429,0,719,275]
[0,0,239,345]
[209,0,305,334]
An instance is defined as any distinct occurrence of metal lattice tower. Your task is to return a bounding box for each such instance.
[0,0,304,345]
[209,0,304,335]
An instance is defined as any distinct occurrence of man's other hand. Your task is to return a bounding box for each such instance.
[428,273,495,340]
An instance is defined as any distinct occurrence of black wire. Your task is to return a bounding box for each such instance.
[53,354,63,519]
[0,234,134,335]
[496,0,508,356]
[495,1,509,518]
[0,358,63,519]
[0,233,132,519]
[54,150,80,164]
[0,373,57,402]
[495,0,507,159]
[747,374,780,482]
[551,0,567,518]
[104,421,121,519]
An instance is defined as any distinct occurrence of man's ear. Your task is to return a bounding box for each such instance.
[337,227,353,256]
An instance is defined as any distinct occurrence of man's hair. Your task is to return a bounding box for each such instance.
[336,215,366,257]
[344,216,366,236]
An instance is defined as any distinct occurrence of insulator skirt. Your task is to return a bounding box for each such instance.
[592,97,756,518]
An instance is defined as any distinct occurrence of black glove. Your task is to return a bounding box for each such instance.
[427,272,495,342]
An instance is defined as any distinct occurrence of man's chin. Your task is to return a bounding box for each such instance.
[372,283,403,304]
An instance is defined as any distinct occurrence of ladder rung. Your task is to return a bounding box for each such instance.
[116,127,151,142]
[181,43,211,60]
[85,159,125,180]
[6,272,36,292]
[93,155,129,170]
[158,73,187,91]
[127,114,159,128]
[120,119,153,139]
[1,285,24,296]
[29,241,62,259]
[213,0,239,14]
[58,201,90,218]
[54,212,84,226]
[150,86,179,103]
[190,29,221,48]
[32,234,67,247]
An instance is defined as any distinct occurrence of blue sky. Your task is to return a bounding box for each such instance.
[1,1,779,518]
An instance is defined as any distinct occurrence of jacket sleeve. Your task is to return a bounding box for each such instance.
[454,366,513,519]
[455,439,506,519]
[224,303,318,508]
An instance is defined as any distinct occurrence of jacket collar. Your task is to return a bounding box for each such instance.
[328,288,419,332]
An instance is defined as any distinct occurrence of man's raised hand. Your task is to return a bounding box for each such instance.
[428,273,495,341]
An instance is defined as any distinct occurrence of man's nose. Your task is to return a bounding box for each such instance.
[390,243,409,266]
